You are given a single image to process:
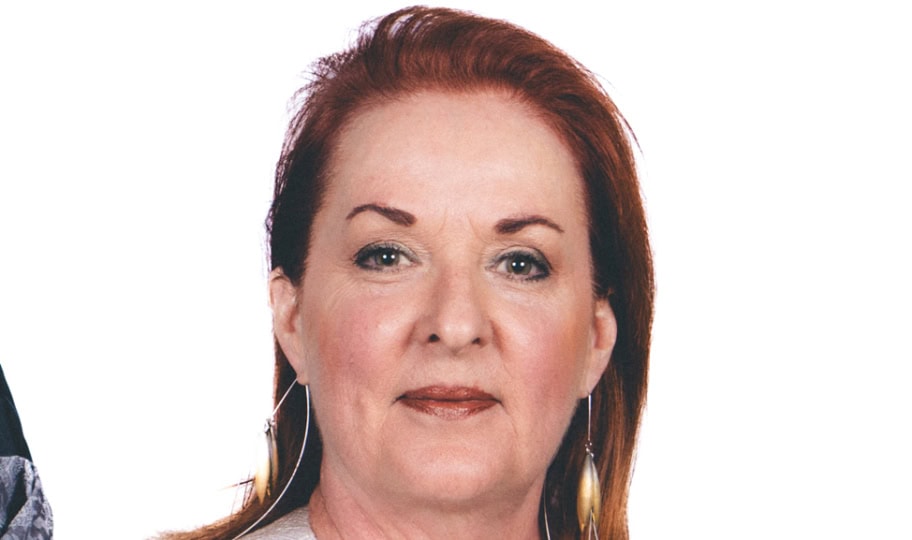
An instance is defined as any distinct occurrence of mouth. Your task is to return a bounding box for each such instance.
[397,386,499,419]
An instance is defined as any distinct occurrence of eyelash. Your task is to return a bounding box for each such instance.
[491,249,552,281]
[353,243,552,282]
[353,242,416,271]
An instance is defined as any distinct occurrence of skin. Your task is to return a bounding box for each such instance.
[270,91,617,539]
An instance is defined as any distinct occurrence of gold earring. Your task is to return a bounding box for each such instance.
[253,380,297,503]
[236,384,311,539]
[577,394,600,539]
[254,418,280,503]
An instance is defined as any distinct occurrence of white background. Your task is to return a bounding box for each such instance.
[1,1,910,538]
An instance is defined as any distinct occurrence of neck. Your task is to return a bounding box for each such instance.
[308,476,545,540]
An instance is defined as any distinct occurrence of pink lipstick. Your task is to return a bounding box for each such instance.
[398,386,498,419]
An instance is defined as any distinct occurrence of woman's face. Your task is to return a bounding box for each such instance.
[272,91,616,511]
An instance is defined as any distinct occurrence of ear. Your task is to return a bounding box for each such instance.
[269,268,309,384]
[581,297,617,397]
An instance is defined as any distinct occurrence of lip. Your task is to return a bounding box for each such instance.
[397,385,499,419]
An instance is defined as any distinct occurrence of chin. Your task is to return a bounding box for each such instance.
[384,449,521,509]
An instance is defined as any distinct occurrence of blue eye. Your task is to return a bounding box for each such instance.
[494,250,551,281]
[354,243,414,271]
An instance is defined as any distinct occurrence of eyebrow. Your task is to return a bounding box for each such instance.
[495,215,564,235]
[346,205,562,234]
[346,203,416,226]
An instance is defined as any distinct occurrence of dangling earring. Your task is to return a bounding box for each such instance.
[253,381,297,503]
[542,496,553,540]
[253,418,279,503]
[236,382,311,539]
[577,394,600,539]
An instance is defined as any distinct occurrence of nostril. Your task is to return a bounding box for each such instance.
[428,334,440,343]
[472,337,481,345]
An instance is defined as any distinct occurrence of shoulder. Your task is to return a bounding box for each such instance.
[0,456,53,539]
[243,506,315,540]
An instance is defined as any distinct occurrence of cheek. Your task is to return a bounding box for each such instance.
[520,322,588,392]
[503,301,593,426]
[305,289,410,429]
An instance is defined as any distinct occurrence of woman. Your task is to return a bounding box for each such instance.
[171,6,653,539]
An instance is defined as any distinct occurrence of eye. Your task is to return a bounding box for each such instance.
[353,242,415,271]
[492,250,551,281]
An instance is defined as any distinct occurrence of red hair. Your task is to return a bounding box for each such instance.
[170,6,653,539]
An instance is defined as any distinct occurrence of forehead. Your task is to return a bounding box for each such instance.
[324,90,586,224]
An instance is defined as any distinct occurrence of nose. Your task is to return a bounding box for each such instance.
[416,266,492,354]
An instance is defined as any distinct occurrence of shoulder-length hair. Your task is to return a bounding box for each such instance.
[175,6,653,539]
